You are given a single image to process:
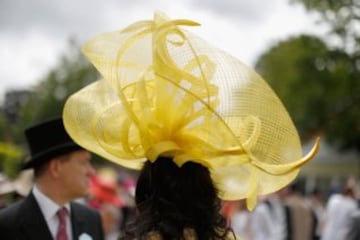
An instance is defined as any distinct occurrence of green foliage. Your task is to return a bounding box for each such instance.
[13,41,99,145]
[0,142,23,178]
[0,113,7,141]
[288,0,360,151]
[256,35,360,151]
[291,0,360,51]
[2,40,101,172]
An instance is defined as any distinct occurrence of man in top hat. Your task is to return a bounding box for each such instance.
[0,118,104,240]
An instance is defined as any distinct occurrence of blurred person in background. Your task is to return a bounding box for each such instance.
[230,200,252,240]
[221,201,239,225]
[0,118,104,240]
[283,183,317,240]
[117,172,137,232]
[88,171,124,240]
[345,208,360,240]
[305,189,325,240]
[250,195,274,240]
[345,178,360,240]
[321,186,357,240]
[264,191,289,240]
[249,191,288,240]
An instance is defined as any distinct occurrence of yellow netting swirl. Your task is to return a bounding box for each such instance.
[63,12,319,210]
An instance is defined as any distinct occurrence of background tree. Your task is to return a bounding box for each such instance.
[13,40,98,145]
[289,0,360,151]
[0,113,7,141]
[291,0,360,52]
[256,34,360,151]
[0,142,23,179]
[1,39,99,173]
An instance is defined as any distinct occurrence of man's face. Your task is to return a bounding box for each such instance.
[57,150,95,200]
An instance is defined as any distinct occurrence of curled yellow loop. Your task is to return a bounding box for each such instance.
[251,137,320,176]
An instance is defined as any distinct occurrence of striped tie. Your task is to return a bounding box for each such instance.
[56,207,68,240]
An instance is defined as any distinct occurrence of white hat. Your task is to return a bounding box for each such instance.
[13,169,34,196]
[0,173,15,195]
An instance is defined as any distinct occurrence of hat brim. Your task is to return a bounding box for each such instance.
[22,143,83,169]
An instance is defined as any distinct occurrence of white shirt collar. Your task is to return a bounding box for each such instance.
[32,184,71,221]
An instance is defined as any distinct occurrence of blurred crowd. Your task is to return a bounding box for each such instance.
[223,180,360,240]
[1,168,360,240]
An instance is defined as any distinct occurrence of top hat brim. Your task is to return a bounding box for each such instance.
[22,143,83,169]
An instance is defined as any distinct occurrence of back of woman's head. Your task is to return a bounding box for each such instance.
[125,157,230,239]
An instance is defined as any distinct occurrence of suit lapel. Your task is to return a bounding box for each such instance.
[19,193,53,240]
[71,202,85,239]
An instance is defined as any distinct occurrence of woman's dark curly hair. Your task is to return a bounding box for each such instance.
[121,157,232,239]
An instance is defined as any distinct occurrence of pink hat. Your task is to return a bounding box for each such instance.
[89,175,123,207]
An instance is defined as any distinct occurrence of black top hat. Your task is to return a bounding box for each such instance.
[22,118,83,169]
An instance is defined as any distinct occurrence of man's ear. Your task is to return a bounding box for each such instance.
[48,157,62,178]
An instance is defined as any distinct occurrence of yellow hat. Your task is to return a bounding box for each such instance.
[63,11,319,210]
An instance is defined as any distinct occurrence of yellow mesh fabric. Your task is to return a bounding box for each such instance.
[63,12,319,210]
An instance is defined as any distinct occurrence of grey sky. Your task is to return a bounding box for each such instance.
[0,0,325,102]
[0,0,270,37]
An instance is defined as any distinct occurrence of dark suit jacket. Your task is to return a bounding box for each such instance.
[0,193,104,240]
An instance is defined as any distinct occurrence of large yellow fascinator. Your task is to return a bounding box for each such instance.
[63,11,319,210]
